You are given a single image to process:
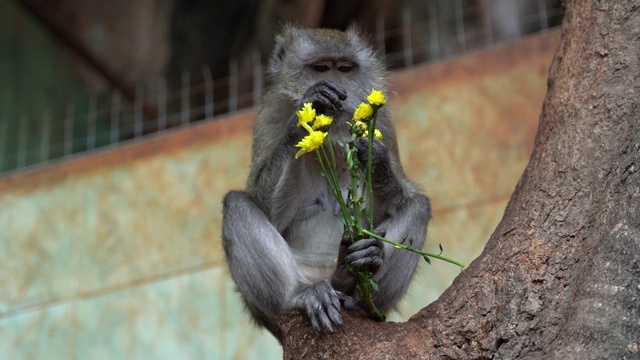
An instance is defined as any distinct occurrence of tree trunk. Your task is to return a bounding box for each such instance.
[276,2,640,359]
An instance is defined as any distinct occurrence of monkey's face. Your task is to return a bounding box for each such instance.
[306,57,357,89]
[269,26,386,112]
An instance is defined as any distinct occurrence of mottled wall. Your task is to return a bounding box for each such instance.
[0,32,559,359]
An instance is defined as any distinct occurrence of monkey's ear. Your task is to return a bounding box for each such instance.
[345,22,363,37]
[269,34,287,74]
[345,23,375,51]
[268,24,297,75]
[345,23,383,69]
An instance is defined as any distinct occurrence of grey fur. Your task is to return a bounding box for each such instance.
[222,26,431,338]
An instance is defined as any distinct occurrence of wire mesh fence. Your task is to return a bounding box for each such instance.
[0,0,564,176]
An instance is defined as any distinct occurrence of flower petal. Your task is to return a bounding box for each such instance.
[353,103,374,121]
[297,102,316,126]
[367,89,386,107]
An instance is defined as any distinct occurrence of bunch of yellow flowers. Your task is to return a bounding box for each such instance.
[293,88,388,320]
[292,88,463,321]
[294,103,334,159]
[295,89,386,158]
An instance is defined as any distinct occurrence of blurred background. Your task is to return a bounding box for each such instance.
[0,0,563,358]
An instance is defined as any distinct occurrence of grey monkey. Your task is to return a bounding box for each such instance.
[222,25,431,337]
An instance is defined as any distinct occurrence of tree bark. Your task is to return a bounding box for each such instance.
[276,2,640,359]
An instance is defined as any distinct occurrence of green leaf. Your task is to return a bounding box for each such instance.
[345,263,354,273]
[423,255,432,265]
[369,278,379,291]
[337,211,347,226]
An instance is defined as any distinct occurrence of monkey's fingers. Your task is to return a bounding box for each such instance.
[320,80,347,101]
[304,80,347,112]
[352,138,372,165]
[373,228,387,238]
[301,281,344,333]
[325,305,343,330]
[322,288,343,330]
[345,249,383,272]
[306,306,330,333]
[316,80,347,101]
[347,238,379,251]
[353,137,387,157]
[340,231,354,247]
[316,88,344,111]
[307,300,342,333]
[338,292,358,310]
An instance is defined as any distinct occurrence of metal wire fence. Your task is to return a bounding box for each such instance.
[0,0,564,176]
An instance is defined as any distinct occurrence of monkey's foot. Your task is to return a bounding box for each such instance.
[288,280,343,333]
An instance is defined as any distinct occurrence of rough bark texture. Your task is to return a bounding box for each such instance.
[276,2,640,359]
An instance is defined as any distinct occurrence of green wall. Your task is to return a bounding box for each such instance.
[0,0,94,172]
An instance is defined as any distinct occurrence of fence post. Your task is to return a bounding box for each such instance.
[134,85,144,138]
[402,7,413,68]
[181,70,190,126]
[202,65,214,119]
[87,95,97,149]
[229,59,238,113]
[40,111,51,163]
[157,78,167,132]
[110,91,122,145]
[0,121,7,172]
[252,50,263,108]
[64,104,74,157]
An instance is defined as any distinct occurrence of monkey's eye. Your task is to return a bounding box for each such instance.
[338,64,353,73]
[313,64,330,72]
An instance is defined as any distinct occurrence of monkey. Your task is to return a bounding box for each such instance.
[222,25,431,337]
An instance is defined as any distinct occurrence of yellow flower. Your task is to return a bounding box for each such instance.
[312,114,333,131]
[350,120,367,137]
[364,129,383,140]
[367,89,386,107]
[353,103,374,121]
[297,102,316,126]
[295,131,326,158]
[354,120,368,131]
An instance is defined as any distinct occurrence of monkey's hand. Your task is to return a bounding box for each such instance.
[353,137,392,180]
[300,80,347,115]
[288,280,344,333]
[352,138,403,201]
[331,229,386,295]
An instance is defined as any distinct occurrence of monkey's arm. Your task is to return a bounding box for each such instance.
[330,191,430,310]
[351,137,432,310]
[248,82,347,232]
[372,192,430,310]
[223,191,344,334]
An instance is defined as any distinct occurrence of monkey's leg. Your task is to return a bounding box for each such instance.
[223,191,343,333]
[350,138,432,310]
[371,194,431,310]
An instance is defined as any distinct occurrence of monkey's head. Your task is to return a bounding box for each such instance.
[268,25,387,111]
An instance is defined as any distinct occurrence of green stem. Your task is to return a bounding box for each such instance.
[356,272,385,322]
[349,165,362,235]
[366,110,378,231]
[360,229,466,269]
[318,142,355,241]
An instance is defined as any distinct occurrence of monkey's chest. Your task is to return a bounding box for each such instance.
[284,156,369,282]
[284,189,344,281]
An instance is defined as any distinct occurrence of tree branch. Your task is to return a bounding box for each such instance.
[277,2,640,358]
